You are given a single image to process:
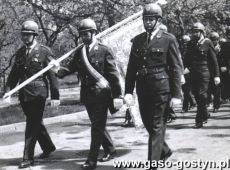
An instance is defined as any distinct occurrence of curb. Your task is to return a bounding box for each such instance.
[0,110,87,135]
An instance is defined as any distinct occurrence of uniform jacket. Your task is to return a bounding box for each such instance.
[125,30,182,98]
[57,42,122,104]
[6,43,59,102]
[219,41,230,69]
[184,38,220,77]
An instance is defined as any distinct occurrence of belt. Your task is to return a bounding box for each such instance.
[137,67,165,76]
[192,61,208,65]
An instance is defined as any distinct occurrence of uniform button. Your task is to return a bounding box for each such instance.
[157,49,160,52]
[142,65,146,68]
[144,57,146,60]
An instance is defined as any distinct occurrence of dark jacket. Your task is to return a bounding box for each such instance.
[6,43,59,102]
[184,38,220,78]
[57,42,122,104]
[219,41,230,69]
[125,30,182,98]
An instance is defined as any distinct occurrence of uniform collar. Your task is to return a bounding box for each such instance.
[85,38,97,52]
[147,27,160,41]
[26,41,37,52]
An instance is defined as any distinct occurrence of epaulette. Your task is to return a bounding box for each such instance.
[132,32,146,43]
[15,46,26,55]
[40,44,52,52]
[162,31,176,39]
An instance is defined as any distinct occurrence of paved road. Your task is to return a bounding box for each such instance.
[0,104,230,170]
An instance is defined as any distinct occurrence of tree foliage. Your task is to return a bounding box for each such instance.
[0,0,229,74]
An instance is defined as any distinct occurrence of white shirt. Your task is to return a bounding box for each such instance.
[147,27,160,41]
[85,38,97,54]
[26,41,37,55]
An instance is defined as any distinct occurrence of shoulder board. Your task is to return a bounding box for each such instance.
[162,31,176,39]
[15,46,26,55]
[40,44,52,52]
[17,45,26,52]
[132,32,146,43]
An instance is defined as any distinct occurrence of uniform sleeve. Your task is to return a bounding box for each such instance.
[6,63,20,90]
[167,37,182,98]
[56,53,79,79]
[208,41,220,77]
[219,43,229,68]
[104,47,122,98]
[183,42,192,69]
[44,49,60,100]
[125,44,138,95]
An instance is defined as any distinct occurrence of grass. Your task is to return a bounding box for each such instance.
[58,73,80,89]
[0,73,84,126]
[0,99,85,126]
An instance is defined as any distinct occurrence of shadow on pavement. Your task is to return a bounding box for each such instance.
[167,123,195,129]
[0,149,131,170]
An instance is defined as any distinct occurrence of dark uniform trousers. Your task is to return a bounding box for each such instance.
[220,72,230,100]
[85,101,115,162]
[219,42,230,100]
[185,39,219,124]
[190,67,210,123]
[6,43,59,161]
[182,74,196,110]
[137,92,170,161]
[125,30,182,166]
[20,98,55,160]
[208,78,221,109]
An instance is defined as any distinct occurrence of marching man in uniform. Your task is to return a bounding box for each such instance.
[184,23,220,128]
[4,20,60,169]
[52,18,123,170]
[124,3,182,169]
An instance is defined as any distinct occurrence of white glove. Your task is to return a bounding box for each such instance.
[3,94,11,104]
[214,77,220,85]
[220,67,227,72]
[183,68,190,75]
[49,59,60,73]
[113,98,123,110]
[181,75,186,85]
[50,100,60,107]
[124,93,134,106]
[170,98,181,108]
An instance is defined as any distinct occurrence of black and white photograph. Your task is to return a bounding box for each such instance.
[0,0,230,169]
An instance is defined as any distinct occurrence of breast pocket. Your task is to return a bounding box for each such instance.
[27,58,43,75]
[150,48,164,58]
[91,57,104,71]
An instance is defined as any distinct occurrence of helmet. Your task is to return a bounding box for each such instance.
[219,38,227,43]
[78,18,97,33]
[21,20,39,35]
[143,3,162,18]
[192,22,205,33]
[210,32,219,40]
[182,35,191,42]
